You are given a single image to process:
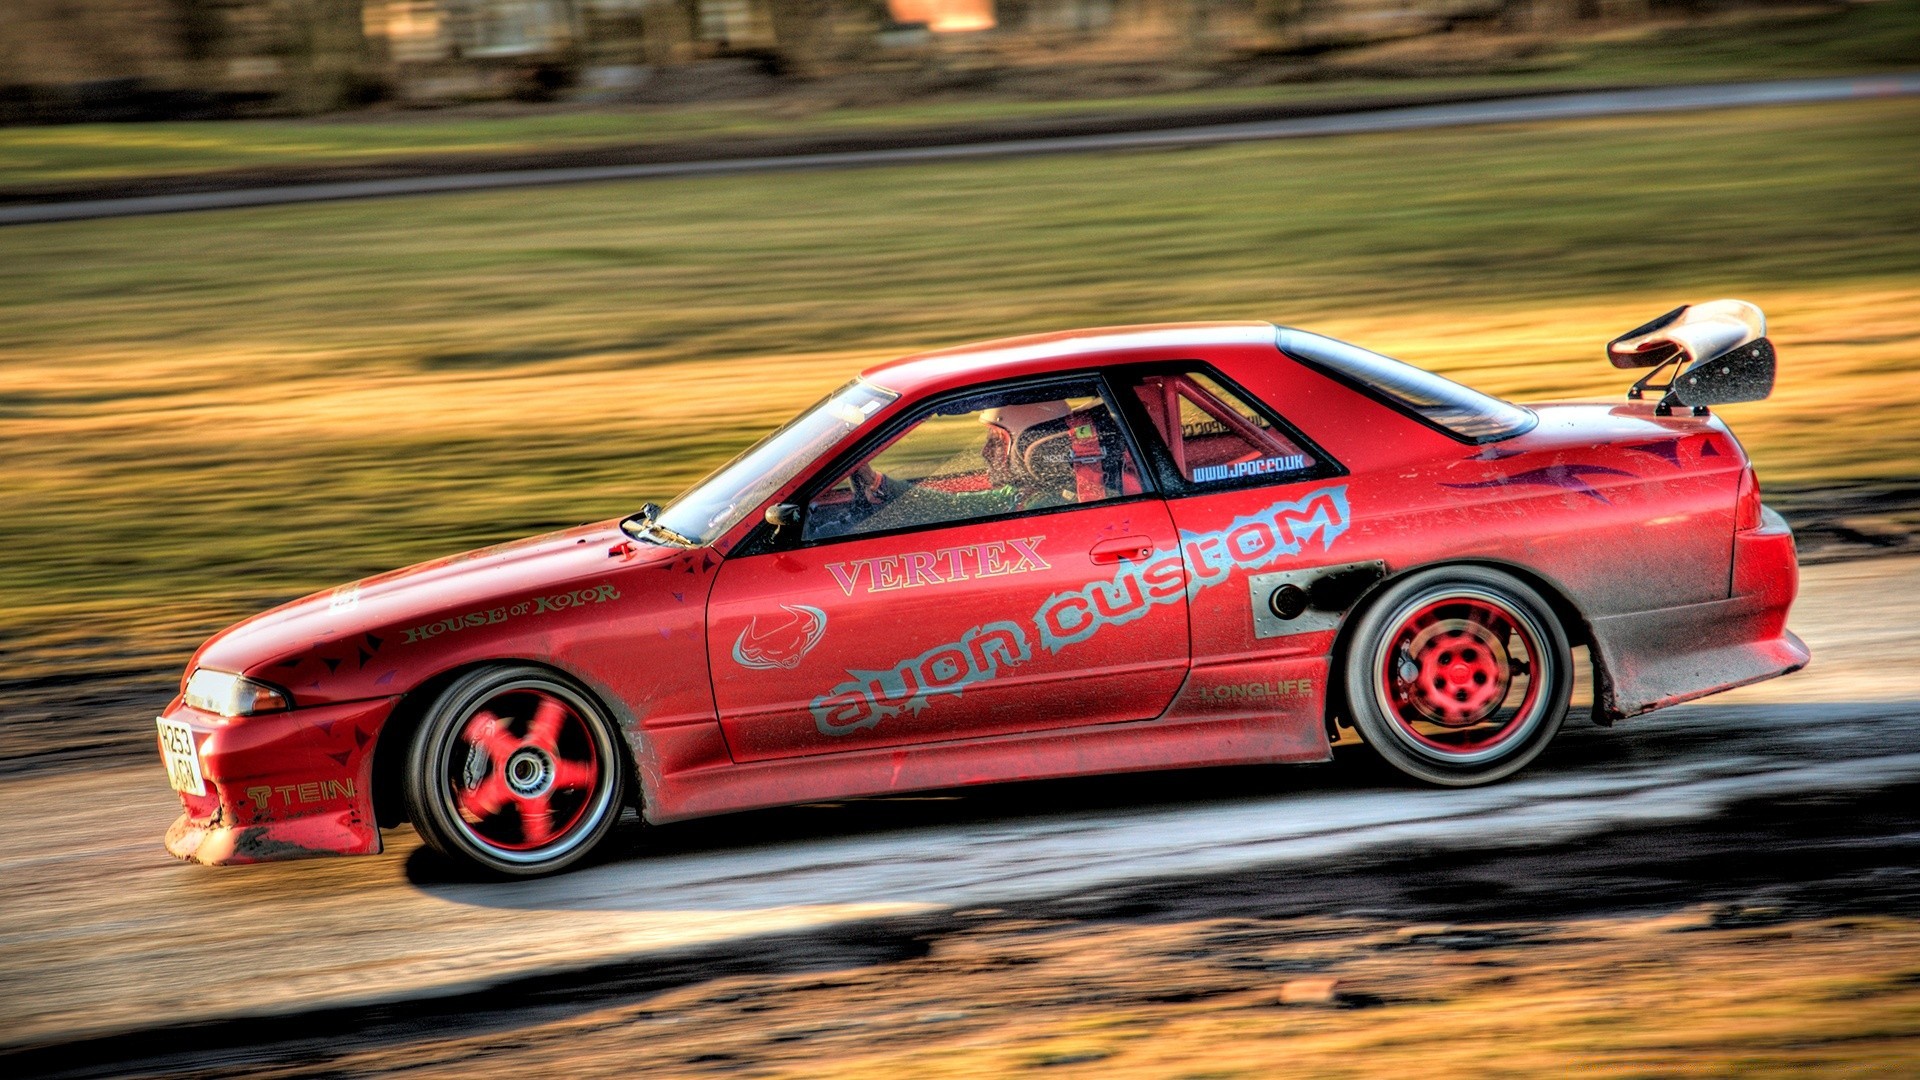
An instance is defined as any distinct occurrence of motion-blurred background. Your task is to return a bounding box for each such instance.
[2,1,1919,1073]
[3,0,1917,116]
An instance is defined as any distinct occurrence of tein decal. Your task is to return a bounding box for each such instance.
[733,604,829,671]
[809,485,1350,735]
[246,779,356,811]
[826,537,1049,597]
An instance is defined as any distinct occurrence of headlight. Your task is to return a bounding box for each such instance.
[184,668,290,717]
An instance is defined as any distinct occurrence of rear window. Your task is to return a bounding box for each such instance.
[1125,370,1321,487]
[1276,328,1535,442]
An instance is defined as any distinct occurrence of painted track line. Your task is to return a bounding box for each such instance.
[4,73,1917,226]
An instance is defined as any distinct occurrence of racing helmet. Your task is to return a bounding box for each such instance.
[980,401,1071,488]
[981,401,1071,435]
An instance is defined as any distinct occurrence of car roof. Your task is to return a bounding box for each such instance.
[859,321,1279,398]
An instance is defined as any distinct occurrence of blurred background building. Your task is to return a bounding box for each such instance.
[0,0,1842,120]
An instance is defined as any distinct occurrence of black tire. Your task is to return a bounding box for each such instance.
[1342,566,1572,786]
[404,664,626,877]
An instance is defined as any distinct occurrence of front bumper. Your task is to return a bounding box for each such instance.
[158,696,398,865]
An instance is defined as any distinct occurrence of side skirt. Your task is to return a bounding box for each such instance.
[645,708,1333,824]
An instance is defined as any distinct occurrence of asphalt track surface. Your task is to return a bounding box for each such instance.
[2,553,1917,1074]
[3,73,1918,227]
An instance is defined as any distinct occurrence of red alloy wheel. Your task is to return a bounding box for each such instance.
[1377,594,1545,759]
[448,688,602,854]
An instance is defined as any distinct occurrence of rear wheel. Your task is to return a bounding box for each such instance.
[1343,566,1572,786]
[405,665,626,876]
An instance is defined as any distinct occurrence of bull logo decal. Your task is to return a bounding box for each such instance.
[732,604,829,670]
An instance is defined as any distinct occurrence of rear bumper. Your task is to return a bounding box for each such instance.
[1590,505,1808,721]
[158,696,396,865]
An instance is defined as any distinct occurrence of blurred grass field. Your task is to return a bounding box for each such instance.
[1,95,1917,688]
[0,0,1916,191]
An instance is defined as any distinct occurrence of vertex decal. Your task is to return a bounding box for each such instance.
[810,484,1350,735]
[826,537,1048,596]
[732,604,829,671]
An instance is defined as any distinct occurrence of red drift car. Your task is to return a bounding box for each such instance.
[157,302,1805,875]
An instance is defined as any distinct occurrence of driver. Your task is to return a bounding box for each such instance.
[834,399,1074,535]
[980,401,1071,509]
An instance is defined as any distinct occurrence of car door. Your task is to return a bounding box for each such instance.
[706,374,1191,762]
[1107,365,1357,741]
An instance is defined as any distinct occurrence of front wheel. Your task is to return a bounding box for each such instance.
[1342,566,1572,786]
[405,665,627,876]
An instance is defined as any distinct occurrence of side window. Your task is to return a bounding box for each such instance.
[1126,370,1322,488]
[804,379,1144,542]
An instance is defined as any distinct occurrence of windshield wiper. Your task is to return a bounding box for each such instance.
[621,503,695,548]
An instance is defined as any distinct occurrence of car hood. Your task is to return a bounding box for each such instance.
[190,519,687,680]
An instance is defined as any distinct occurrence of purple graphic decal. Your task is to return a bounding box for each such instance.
[1622,439,1683,467]
[1441,464,1637,505]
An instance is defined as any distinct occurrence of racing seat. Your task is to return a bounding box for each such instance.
[982,400,1141,508]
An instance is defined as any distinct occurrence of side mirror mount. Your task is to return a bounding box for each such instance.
[765,503,802,531]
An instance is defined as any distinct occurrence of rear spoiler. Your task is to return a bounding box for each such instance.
[1608,299,1776,415]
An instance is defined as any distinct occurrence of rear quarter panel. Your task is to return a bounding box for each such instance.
[1215,346,1741,623]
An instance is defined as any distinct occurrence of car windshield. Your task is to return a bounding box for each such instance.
[1277,328,1535,442]
[646,379,899,546]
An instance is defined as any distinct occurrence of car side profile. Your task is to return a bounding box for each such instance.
[156,303,1806,875]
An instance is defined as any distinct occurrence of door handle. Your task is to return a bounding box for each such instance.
[1089,535,1155,564]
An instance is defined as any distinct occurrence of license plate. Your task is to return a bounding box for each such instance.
[157,717,206,796]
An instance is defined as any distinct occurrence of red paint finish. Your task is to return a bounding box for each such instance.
[156,321,1807,865]
[655,710,1334,823]
[160,696,393,864]
[708,503,1189,760]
